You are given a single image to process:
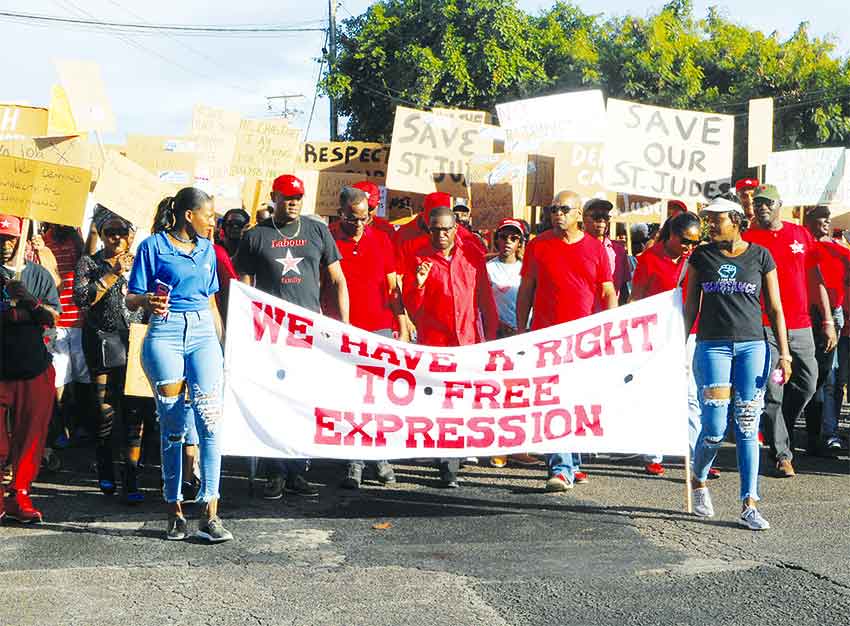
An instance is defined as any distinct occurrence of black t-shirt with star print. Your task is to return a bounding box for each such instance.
[234,217,341,313]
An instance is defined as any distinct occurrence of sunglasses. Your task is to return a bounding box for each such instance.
[342,214,371,225]
[680,237,700,247]
[753,198,774,208]
[588,213,611,222]
[429,225,456,234]
[548,205,576,216]
[103,227,130,238]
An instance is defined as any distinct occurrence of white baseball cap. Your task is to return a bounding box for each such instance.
[700,197,745,215]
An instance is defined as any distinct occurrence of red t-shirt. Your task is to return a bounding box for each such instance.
[521,231,613,329]
[632,242,686,297]
[371,216,396,238]
[394,218,486,276]
[743,222,818,329]
[44,233,82,328]
[213,243,239,317]
[322,223,396,332]
[815,240,850,308]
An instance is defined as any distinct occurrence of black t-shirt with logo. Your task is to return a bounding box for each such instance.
[688,242,776,342]
[234,217,341,313]
[0,263,62,380]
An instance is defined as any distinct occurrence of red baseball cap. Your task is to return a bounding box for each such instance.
[668,199,688,213]
[353,181,380,210]
[423,192,452,222]
[496,218,528,238]
[272,174,305,197]
[0,214,22,237]
[735,178,759,192]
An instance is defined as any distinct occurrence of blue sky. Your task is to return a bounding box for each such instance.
[1,0,847,142]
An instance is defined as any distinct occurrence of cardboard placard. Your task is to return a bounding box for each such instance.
[496,90,606,150]
[748,98,773,168]
[192,104,241,180]
[603,99,734,201]
[526,154,555,207]
[0,104,49,138]
[431,107,493,125]
[385,106,493,195]
[230,118,300,180]
[125,134,197,184]
[385,189,423,221]
[93,151,167,230]
[552,142,615,207]
[298,170,366,217]
[0,154,91,226]
[0,135,88,169]
[125,323,152,398]
[54,59,116,133]
[767,147,846,206]
[468,154,527,230]
[47,85,77,136]
[299,141,389,180]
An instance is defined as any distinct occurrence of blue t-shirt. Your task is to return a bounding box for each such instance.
[128,232,219,313]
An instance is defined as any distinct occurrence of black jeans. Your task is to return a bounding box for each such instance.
[762,327,818,462]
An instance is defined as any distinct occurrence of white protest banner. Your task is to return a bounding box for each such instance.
[221,282,688,459]
[767,147,846,207]
[299,141,389,180]
[385,106,493,195]
[748,98,773,168]
[230,118,300,180]
[604,99,734,201]
[54,59,116,133]
[496,90,606,151]
[94,151,167,229]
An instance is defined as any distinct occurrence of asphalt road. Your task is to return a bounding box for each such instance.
[3,433,848,626]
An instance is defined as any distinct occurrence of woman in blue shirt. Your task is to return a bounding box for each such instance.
[126,187,231,543]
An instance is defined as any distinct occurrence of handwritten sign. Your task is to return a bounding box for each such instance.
[192,104,241,180]
[385,106,493,195]
[0,154,91,226]
[0,136,88,169]
[496,90,606,151]
[468,154,527,230]
[230,118,300,180]
[767,147,846,206]
[94,151,167,230]
[553,142,614,207]
[748,98,773,168]
[432,107,493,125]
[0,104,48,138]
[603,99,734,201]
[126,134,197,183]
[298,170,365,216]
[54,59,116,133]
[299,141,389,180]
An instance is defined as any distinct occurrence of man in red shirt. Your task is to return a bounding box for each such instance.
[516,190,617,491]
[803,205,850,454]
[743,185,837,477]
[582,199,630,306]
[352,181,396,238]
[402,205,498,487]
[394,192,485,263]
[322,186,408,489]
[735,178,759,221]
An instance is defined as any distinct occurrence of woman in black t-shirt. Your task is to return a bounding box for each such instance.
[683,197,792,531]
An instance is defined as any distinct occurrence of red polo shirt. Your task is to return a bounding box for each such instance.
[521,231,612,329]
[395,220,486,276]
[815,240,850,308]
[632,242,687,297]
[371,216,396,238]
[744,222,818,329]
[322,222,396,332]
[401,237,498,347]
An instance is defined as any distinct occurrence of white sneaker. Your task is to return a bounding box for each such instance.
[738,506,770,531]
[692,487,714,517]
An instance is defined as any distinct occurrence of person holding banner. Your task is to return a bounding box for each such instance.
[402,205,499,487]
[352,181,395,238]
[324,186,405,489]
[73,207,147,503]
[516,191,618,491]
[234,173,349,500]
[126,187,232,543]
[631,211,702,477]
[0,214,62,523]
[743,184,836,478]
[684,196,791,530]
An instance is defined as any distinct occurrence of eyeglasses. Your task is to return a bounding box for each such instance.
[680,237,700,247]
[342,214,371,225]
[429,225,456,234]
[497,232,521,243]
[753,198,774,208]
[103,227,130,238]
[588,213,611,222]
[548,205,575,216]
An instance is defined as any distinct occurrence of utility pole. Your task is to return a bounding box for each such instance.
[328,0,339,141]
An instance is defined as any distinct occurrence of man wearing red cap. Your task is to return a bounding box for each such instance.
[352,180,395,238]
[234,174,349,499]
[735,178,760,221]
[394,192,485,261]
[402,206,498,487]
[517,191,617,491]
[0,215,62,523]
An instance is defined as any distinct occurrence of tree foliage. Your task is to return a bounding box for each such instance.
[323,0,850,173]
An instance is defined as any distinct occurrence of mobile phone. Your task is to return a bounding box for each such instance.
[153,279,172,320]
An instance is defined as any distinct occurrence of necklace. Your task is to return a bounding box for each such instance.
[273,218,301,240]
[169,230,195,244]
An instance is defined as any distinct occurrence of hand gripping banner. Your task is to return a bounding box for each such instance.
[221,281,689,460]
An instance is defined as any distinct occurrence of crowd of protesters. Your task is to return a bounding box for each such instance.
[0,172,848,541]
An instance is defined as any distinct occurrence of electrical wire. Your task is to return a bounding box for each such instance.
[304,30,330,141]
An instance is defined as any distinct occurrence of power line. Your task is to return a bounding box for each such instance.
[0,10,326,36]
[305,31,330,140]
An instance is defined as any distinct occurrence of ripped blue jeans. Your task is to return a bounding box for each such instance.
[142,310,223,504]
[693,339,770,502]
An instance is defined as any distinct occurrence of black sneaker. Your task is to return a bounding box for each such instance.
[375,461,397,485]
[263,474,285,500]
[182,477,201,504]
[166,515,188,541]
[341,464,362,490]
[285,474,319,497]
[196,516,233,543]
